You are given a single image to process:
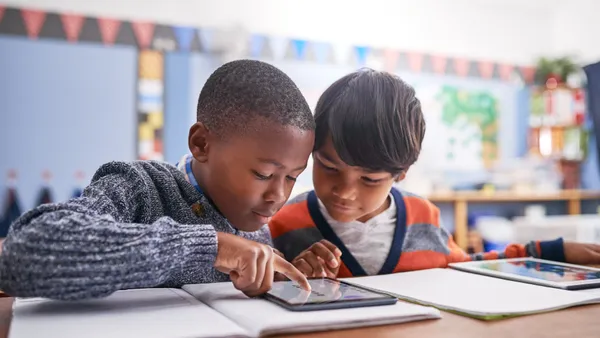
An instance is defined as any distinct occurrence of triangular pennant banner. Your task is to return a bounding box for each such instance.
[114,21,136,46]
[189,29,203,52]
[36,186,53,206]
[152,24,177,51]
[259,38,273,59]
[79,17,103,44]
[292,39,307,60]
[304,44,317,63]
[395,52,409,71]
[132,21,155,49]
[0,8,26,36]
[431,55,447,74]
[97,17,121,45]
[491,64,501,80]
[467,62,479,78]
[38,13,64,40]
[0,6,6,23]
[21,9,46,39]
[383,49,399,71]
[520,66,536,84]
[368,49,385,70]
[421,55,433,73]
[354,46,370,66]
[284,43,296,60]
[270,36,289,60]
[478,61,495,79]
[0,188,22,237]
[499,64,513,81]
[174,26,195,51]
[407,52,423,72]
[454,58,470,77]
[60,13,85,42]
[198,28,214,52]
[249,34,266,58]
[333,44,352,65]
[312,42,331,63]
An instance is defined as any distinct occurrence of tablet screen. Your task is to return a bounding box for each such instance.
[477,260,600,283]
[266,278,391,305]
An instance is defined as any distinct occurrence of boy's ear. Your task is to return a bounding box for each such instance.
[188,122,211,163]
[394,171,407,182]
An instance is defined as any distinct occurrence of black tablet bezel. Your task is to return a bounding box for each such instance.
[263,277,398,312]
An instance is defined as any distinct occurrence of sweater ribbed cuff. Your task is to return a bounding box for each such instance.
[538,238,566,262]
[176,224,219,270]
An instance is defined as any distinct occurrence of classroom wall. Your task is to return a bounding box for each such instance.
[0,36,137,211]
[2,40,597,230]
[552,0,600,64]
[10,0,600,63]
[163,53,218,164]
[1,2,599,235]
[0,0,558,65]
[163,52,194,165]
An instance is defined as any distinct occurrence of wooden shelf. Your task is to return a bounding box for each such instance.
[426,189,600,251]
[428,190,600,203]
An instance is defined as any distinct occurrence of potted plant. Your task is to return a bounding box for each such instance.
[534,56,579,86]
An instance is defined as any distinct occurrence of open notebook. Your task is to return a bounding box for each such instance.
[344,268,600,320]
[9,282,441,338]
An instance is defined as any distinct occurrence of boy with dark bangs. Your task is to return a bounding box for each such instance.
[270,69,600,278]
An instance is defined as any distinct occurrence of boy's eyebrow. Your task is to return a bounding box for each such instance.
[362,168,394,177]
[316,152,339,165]
[257,158,306,171]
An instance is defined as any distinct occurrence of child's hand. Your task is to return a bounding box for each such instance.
[564,242,600,265]
[214,232,311,297]
[273,248,289,282]
[292,240,342,279]
[273,248,285,259]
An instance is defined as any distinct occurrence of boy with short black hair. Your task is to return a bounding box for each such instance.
[270,69,600,279]
[0,59,313,299]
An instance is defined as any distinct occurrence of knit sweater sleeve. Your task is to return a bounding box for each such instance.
[0,173,218,301]
[441,224,566,263]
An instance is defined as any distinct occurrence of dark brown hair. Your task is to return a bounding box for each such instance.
[314,68,425,175]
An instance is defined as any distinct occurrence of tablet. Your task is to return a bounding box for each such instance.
[263,278,397,311]
[449,258,600,290]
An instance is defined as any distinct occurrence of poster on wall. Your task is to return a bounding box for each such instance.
[416,84,499,172]
[292,82,505,197]
[137,50,165,161]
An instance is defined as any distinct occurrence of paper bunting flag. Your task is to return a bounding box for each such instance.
[21,9,45,39]
[97,17,121,45]
[173,26,195,51]
[60,13,85,42]
[292,39,307,60]
[250,34,266,58]
[354,46,370,66]
[0,5,535,84]
[132,21,155,49]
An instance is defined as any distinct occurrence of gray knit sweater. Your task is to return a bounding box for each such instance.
[0,160,272,300]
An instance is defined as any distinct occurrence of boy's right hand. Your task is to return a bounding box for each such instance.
[292,240,342,279]
[214,232,311,297]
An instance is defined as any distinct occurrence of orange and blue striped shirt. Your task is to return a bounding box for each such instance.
[269,188,565,278]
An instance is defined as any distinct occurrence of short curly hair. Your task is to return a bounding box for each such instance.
[196,60,315,135]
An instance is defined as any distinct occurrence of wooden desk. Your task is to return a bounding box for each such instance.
[0,297,598,338]
[428,189,600,250]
